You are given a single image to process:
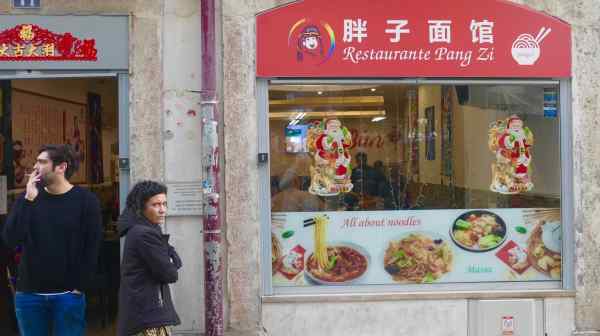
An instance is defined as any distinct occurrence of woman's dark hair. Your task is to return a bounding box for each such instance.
[126,180,168,214]
[38,144,79,179]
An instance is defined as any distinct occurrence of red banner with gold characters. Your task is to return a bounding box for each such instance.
[0,24,97,61]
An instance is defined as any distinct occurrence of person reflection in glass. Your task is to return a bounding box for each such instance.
[271,168,322,212]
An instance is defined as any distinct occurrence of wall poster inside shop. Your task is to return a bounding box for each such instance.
[272,208,561,286]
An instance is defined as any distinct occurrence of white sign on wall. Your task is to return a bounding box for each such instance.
[166,181,203,216]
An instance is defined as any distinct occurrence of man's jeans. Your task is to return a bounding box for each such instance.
[14,292,86,336]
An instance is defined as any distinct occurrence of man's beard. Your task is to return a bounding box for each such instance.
[38,174,51,188]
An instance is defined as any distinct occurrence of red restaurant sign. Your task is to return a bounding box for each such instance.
[0,24,97,61]
[256,0,571,78]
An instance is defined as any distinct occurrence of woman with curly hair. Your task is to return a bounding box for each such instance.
[117,181,182,336]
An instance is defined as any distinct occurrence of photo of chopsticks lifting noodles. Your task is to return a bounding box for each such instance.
[303,214,330,227]
[523,208,560,224]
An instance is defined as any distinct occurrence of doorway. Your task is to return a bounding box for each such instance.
[0,76,125,335]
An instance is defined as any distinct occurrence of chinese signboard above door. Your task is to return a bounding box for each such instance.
[256,0,571,78]
[0,15,128,70]
[0,24,97,61]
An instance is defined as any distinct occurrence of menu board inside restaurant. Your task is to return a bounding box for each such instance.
[12,89,87,186]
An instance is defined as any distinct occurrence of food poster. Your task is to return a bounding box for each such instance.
[271,208,561,286]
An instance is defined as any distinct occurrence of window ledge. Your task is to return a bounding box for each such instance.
[262,289,576,303]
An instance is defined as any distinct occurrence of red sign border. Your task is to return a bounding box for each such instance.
[256,0,572,78]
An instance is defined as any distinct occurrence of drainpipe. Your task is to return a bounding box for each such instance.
[200,0,223,335]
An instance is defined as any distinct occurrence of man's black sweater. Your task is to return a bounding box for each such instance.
[2,186,102,293]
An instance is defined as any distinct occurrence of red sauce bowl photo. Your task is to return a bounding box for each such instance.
[304,242,370,285]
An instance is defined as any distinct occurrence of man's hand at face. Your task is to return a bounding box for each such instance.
[25,169,41,201]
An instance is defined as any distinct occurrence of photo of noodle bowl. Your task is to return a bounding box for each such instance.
[383,232,453,284]
[305,214,369,285]
[450,210,507,252]
[511,27,552,65]
[305,242,369,285]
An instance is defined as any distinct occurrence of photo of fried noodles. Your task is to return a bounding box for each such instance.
[383,233,453,283]
[306,245,368,283]
[451,210,507,252]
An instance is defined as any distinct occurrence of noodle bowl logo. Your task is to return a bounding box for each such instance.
[288,19,336,65]
[511,27,552,65]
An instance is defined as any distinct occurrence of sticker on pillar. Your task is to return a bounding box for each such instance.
[308,119,353,196]
[289,19,335,65]
[511,27,551,65]
[488,115,534,194]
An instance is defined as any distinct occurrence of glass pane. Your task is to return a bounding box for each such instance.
[269,84,562,288]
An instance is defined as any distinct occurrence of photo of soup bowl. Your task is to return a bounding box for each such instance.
[450,210,507,252]
[304,241,370,286]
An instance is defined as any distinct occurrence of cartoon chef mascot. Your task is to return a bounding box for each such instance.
[296,25,324,62]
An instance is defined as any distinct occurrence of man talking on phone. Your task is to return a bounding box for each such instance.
[2,144,102,336]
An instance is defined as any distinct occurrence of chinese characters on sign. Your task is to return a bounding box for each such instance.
[343,18,495,68]
[340,18,496,68]
[343,18,494,44]
[0,24,97,61]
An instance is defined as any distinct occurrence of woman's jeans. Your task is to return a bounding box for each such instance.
[14,292,86,336]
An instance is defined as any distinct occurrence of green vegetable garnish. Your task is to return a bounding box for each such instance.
[282,230,295,239]
[325,255,338,271]
[396,258,412,268]
[455,219,471,230]
[515,226,527,234]
[390,250,407,264]
[479,234,502,248]
[393,250,406,259]
[423,272,435,283]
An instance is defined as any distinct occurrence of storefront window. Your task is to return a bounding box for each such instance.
[269,83,562,288]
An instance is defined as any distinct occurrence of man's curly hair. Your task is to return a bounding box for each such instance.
[126,180,168,215]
